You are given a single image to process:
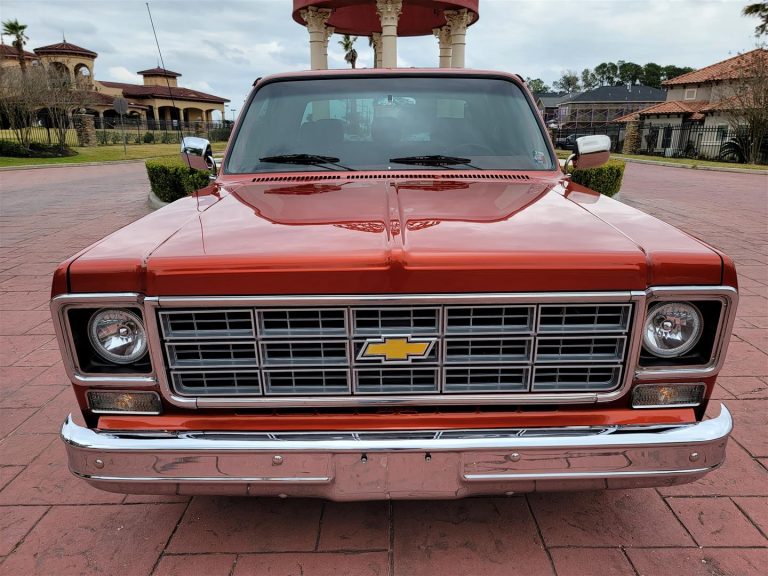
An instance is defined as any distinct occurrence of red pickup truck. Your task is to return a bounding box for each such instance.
[53,69,736,500]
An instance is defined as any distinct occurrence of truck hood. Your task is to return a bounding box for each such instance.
[67,175,723,295]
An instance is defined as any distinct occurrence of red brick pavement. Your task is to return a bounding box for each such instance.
[0,163,766,576]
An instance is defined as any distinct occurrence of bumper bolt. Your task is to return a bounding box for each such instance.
[689,452,700,462]
[94,459,104,469]
[509,452,521,462]
[425,453,432,462]
[361,454,368,464]
[272,455,284,466]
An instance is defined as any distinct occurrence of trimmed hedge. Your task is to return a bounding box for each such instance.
[0,139,77,158]
[145,158,211,203]
[568,160,626,197]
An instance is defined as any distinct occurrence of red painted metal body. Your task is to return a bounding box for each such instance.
[52,69,737,433]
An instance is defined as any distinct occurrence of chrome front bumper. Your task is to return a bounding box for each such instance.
[61,405,732,500]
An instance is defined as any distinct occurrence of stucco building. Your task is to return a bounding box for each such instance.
[1,39,228,126]
[616,49,767,158]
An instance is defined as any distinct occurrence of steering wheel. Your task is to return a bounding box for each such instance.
[446,142,495,156]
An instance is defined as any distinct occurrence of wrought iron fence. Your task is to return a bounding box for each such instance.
[554,124,765,164]
[553,125,626,153]
[1,119,232,148]
[635,125,765,163]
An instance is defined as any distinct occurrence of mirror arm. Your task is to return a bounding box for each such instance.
[563,153,576,173]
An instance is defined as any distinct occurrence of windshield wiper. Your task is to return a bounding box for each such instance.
[259,154,355,171]
[388,155,481,169]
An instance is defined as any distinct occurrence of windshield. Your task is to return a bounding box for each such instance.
[225,76,555,173]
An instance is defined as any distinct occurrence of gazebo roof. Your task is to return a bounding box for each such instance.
[292,0,479,36]
[34,41,97,58]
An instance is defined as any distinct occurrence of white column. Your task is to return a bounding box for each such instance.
[300,6,333,70]
[444,9,474,68]
[433,26,452,68]
[371,32,382,68]
[323,26,335,65]
[376,0,402,68]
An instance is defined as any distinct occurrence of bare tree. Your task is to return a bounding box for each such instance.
[0,66,44,148]
[721,48,768,164]
[43,67,94,149]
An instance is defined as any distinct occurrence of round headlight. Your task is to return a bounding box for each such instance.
[642,302,703,358]
[88,309,148,364]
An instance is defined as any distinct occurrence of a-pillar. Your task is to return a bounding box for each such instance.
[371,32,382,68]
[376,0,402,68]
[444,9,473,68]
[300,6,333,70]
[433,26,452,68]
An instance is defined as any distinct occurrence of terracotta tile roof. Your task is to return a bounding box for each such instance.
[614,100,711,123]
[89,91,148,110]
[662,48,768,86]
[33,41,97,58]
[136,67,181,77]
[98,81,229,104]
[0,44,37,60]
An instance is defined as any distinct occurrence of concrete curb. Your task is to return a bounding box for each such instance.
[617,157,768,175]
[0,158,154,171]
[148,188,169,210]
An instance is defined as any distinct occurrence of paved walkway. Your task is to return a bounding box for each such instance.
[0,163,766,576]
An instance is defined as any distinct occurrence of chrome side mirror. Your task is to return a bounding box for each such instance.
[570,135,611,170]
[180,136,215,173]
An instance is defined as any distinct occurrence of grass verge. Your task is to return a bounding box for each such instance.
[555,149,765,171]
[0,142,227,168]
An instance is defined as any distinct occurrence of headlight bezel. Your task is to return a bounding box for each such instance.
[635,287,737,378]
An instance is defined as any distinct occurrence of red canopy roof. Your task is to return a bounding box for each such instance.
[292,0,479,36]
[34,41,97,58]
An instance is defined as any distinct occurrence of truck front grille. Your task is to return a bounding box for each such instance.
[158,299,635,404]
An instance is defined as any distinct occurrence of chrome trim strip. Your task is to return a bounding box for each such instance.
[60,405,732,498]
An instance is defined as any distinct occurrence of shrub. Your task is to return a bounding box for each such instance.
[95,130,110,145]
[0,140,76,158]
[145,158,211,203]
[568,160,626,197]
[160,132,179,144]
[142,131,155,144]
[110,131,124,145]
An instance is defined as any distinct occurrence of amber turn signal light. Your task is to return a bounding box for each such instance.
[631,383,705,409]
[87,390,162,415]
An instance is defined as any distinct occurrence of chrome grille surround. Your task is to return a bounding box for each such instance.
[149,292,647,408]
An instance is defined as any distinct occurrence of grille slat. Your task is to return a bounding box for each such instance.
[159,300,633,399]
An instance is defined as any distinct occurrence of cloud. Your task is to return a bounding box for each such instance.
[107,66,141,83]
[1,0,759,107]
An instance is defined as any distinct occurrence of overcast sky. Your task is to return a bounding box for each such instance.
[2,0,760,116]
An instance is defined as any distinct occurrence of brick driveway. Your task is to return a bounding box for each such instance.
[0,162,766,576]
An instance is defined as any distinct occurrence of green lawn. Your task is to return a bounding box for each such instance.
[555,149,765,171]
[0,142,227,168]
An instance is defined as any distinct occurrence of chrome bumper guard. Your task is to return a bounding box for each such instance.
[61,404,732,500]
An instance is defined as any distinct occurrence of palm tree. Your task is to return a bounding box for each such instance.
[743,2,768,36]
[2,19,29,73]
[338,34,358,69]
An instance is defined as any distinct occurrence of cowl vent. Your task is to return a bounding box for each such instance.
[251,173,532,183]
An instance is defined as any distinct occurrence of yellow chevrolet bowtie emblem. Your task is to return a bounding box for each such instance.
[359,336,435,362]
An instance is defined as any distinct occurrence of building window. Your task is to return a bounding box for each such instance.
[716,124,728,141]
[684,88,697,100]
